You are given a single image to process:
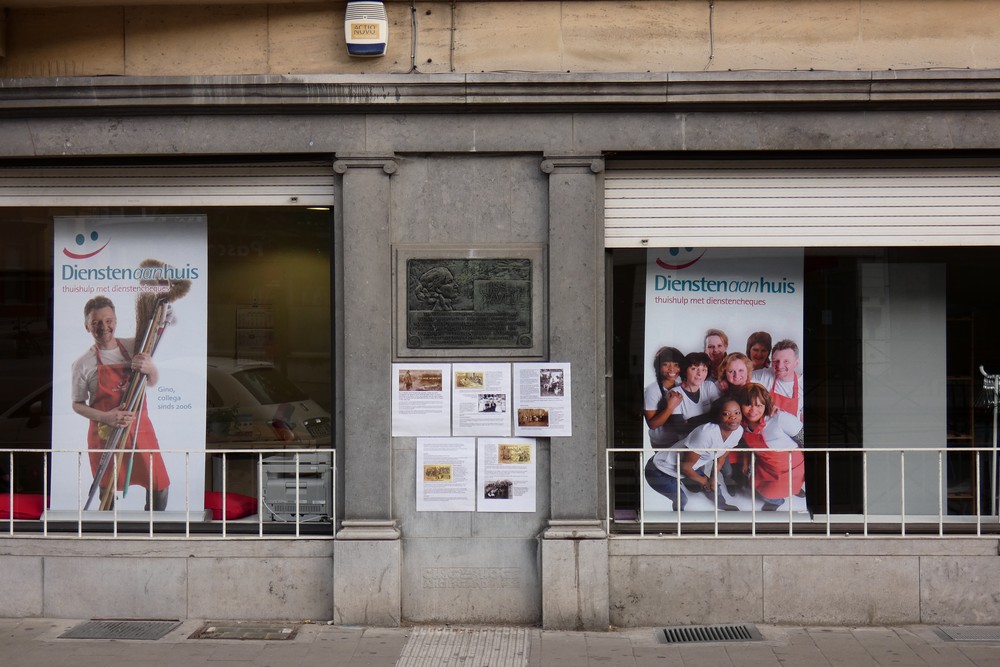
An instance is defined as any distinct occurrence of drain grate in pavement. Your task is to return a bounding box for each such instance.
[937,626,1000,642]
[397,627,528,667]
[657,623,763,645]
[59,619,181,641]
[190,621,299,640]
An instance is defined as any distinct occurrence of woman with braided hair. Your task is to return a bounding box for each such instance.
[642,346,685,448]
[415,266,458,311]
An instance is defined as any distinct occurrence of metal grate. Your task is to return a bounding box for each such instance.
[190,621,299,640]
[938,626,1000,642]
[271,502,326,513]
[658,624,763,645]
[59,619,181,640]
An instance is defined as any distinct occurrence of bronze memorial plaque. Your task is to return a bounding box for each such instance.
[406,258,533,349]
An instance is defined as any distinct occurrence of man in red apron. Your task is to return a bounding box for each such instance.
[71,296,170,510]
[751,339,803,422]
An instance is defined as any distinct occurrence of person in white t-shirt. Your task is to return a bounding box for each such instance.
[644,397,744,511]
[751,339,803,421]
[71,295,169,511]
[672,351,720,426]
[650,351,722,448]
[642,346,684,448]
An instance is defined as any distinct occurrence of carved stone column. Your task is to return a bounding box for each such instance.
[539,154,609,630]
[332,154,401,626]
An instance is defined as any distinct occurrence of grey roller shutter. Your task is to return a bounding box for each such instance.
[605,161,1000,247]
[0,161,335,207]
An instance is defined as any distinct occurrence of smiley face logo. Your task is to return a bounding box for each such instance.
[655,247,706,271]
[63,229,110,259]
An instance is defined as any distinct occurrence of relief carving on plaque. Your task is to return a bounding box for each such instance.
[406,258,533,349]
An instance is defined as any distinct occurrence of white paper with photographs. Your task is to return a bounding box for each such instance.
[477,437,537,512]
[416,437,476,512]
[512,362,572,437]
[451,363,512,437]
[392,363,452,436]
[641,248,806,519]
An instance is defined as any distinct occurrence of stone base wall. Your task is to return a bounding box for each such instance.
[609,537,1000,626]
[4,535,998,626]
[0,539,334,620]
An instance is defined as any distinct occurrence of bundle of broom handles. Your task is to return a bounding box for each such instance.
[84,298,169,511]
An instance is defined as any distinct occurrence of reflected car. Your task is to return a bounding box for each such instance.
[0,384,51,492]
[0,358,332,453]
[206,357,332,446]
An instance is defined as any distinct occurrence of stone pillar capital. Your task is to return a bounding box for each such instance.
[543,519,607,539]
[333,154,398,175]
[337,519,401,541]
[540,154,605,174]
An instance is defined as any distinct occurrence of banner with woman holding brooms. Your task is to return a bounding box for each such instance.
[51,216,207,515]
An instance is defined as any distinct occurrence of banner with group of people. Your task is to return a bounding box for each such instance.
[641,248,806,517]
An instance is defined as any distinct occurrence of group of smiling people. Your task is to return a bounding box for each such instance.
[642,329,805,512]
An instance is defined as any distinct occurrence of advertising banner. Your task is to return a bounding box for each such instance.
[642,248,806,517]
[50,216,207,514]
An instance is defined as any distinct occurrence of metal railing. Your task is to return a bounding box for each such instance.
[0,447,336,539]
[607,445,1000,538]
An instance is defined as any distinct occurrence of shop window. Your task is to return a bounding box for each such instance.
[610,247,1000,526]
[0,206,332,525]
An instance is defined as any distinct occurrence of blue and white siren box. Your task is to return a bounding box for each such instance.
[345,0,389,57]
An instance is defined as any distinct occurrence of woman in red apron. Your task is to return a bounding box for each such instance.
[738,383,804,511]
[71,297,169,511]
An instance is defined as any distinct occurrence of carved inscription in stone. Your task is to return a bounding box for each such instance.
[406,258,532,349]
[422,567,524,589]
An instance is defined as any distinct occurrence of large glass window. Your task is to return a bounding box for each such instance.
[0,206,332,525]
[610,247,1000,527]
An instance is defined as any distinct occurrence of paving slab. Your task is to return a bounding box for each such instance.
[725,644,783,667]
[0,620,999,666]
[806,627,879,666]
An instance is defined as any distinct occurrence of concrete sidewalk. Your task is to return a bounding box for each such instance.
[2,618,1000,666]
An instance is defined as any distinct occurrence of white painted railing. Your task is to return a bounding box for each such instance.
[0,447,336,539]
[607,446,1000,537]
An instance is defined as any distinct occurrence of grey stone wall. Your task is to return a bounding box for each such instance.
[609,538,1000,626]
[0,539,334,620]
[388,154,550,624]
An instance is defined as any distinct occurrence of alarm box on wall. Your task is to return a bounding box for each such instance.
[345,0,388,57]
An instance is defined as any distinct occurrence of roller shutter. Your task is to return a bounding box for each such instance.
[605,161,1000,247]
[0,161,335,207]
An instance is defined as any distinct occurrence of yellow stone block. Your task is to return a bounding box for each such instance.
[562,1,710,73]
[124,6,268,76]
[1,8,125,78]
[858,0,1000,69]
[454,2,564,72]
[711,0,862,71]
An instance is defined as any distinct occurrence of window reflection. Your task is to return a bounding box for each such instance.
[0,206,332,506]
